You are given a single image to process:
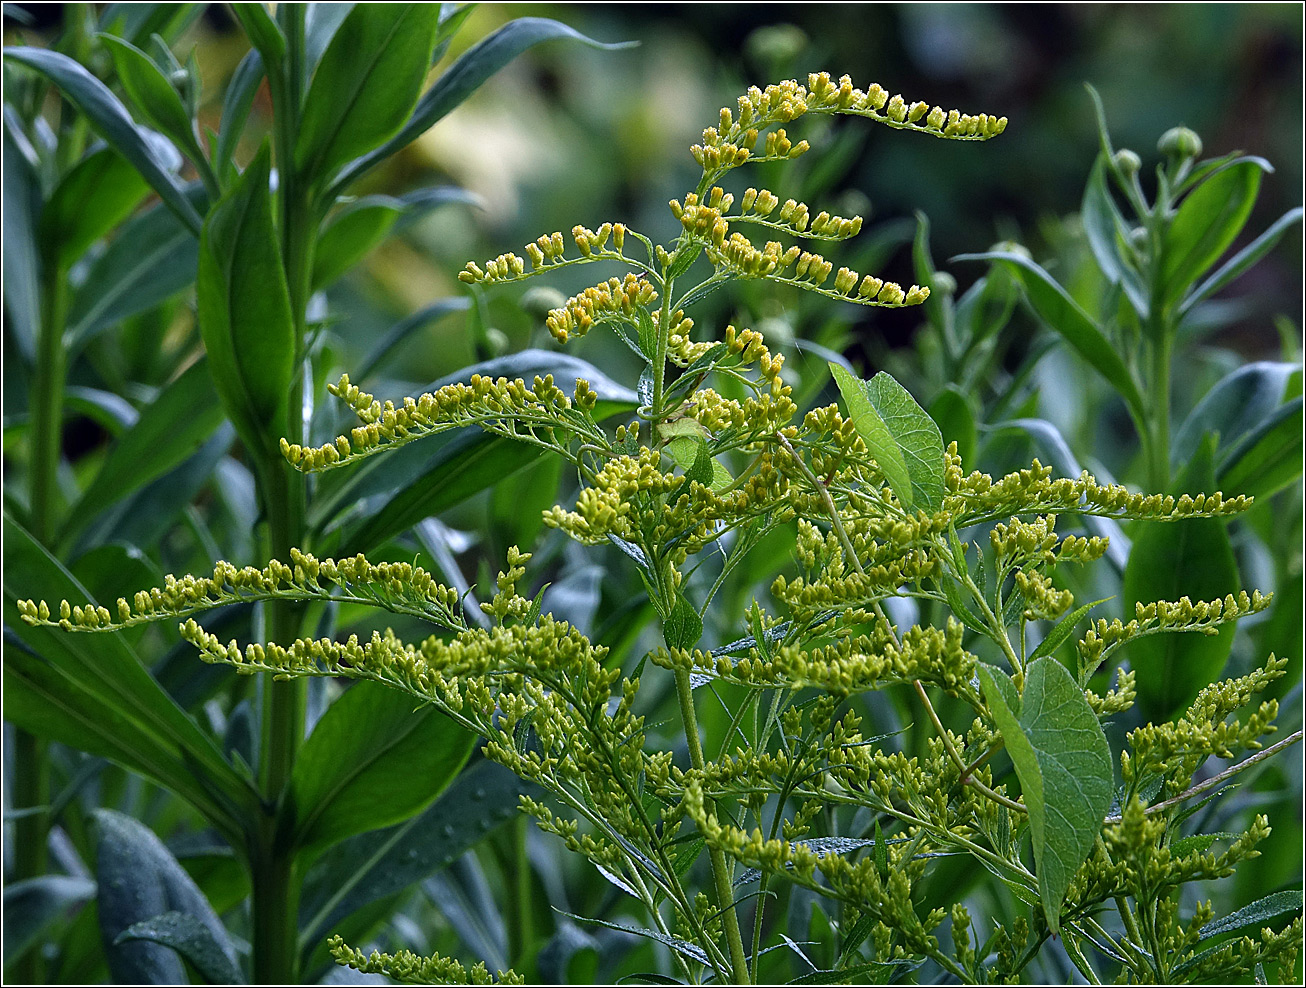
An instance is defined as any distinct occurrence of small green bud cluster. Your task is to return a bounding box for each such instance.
[328,936,522,986]
[283,371,602,471]
[16,550,465,634]
[731,187,863,240]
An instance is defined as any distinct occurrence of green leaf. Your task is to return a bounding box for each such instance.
[229,2,285,66]
[61,359,224,546]
[1218,397,1303,501]
[291,681,475,855]
[94,810,238,985]
[296,4,440,182]
[311,195,404,290]
[829,363,945,512]
[665,435,730,490]
[2,875,96,966]
[1081,155,1147,315]
[1174,361,1299,466]
[3,515,254,838]
[100,3,203,47]
[1123,436,1239,719]
[1163,160,1264,309]
[1181,207,1304,317]
[214,49,263,186]
[1197,889,1303,941]
[196,144,295,454]
[114,911,244,984]
[928,384,976,467]
[98,35,198,160]
[954,250,1145,420]
[331,17,635,194]
[1,122,41,361]
[664,593,703,650]
[66,190,201,348]
[297,760,533,954]
[3,46,203,235]
[977,658,1112,934]
[40,146,150,270]
[352,297,470,382]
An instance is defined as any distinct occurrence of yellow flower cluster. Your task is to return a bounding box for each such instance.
[733,187,863,240]
[544,272,657,343]
[457,222,630,286]
[328,937,522,986]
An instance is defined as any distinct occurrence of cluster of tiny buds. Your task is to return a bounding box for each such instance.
[457,224,626,284]
[731,187,863,240]
[711,232,927,306]
[670,192,729,246]
[722,73,1007,143]
[544,273,657,343]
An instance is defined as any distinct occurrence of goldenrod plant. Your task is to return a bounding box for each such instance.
[17,68,1302,984]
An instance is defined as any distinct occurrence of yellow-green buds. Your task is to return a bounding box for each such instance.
[1113,148,1142,177]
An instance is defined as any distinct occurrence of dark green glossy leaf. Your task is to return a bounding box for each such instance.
[1123,437,1239,719]
[62,359,224,545]
[214,49,263,186]
[296,4,440,182]
[1218,397,1303,501]
[298,760,532,952]
[1197,889,1302,941]
[94,810,238,984]
[954,250,1145,419]
[291,681,475,854]
[2,875,96,966]
[41,146,150,269]
[304,2,355,68]
[114,910,244,984]
[3,514,254,839]
[66,189,201,348]
[1,121,41,361]
[829,364,944,512]
[311,195,404,290]
[196,145,294,453]
[229,3,285,66]
[1164,159,1265,309]
[332,17,634,194]
[977,658,1112,934]
[99,35,198,159]
[99,3,202,47]
[3,45,203,234]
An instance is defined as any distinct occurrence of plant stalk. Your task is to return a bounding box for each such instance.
[674,667,752,984]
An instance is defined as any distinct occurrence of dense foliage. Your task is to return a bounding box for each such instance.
[3,4,1302,985]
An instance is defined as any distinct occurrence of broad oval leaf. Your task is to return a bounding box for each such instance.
[311,195,404,291]
[296,4,440,182]
[1123,436,1239,720]
[94,810,239,984]
[196,145,295,454]
[3,45,203,234]
[977,658,1112,934]
[290,680,476,855]
[829,363,944,512]
[1163,159,1264,310]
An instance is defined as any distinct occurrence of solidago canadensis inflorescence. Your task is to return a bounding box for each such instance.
[22,73,1301,985]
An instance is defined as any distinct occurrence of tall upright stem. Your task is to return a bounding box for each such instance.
[674,668,752,983]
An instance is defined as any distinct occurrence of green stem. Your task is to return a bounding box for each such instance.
[250,12,311,981]
[674,668,752,984]
[1147,333,1172,490]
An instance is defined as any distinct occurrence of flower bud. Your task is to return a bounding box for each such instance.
[1157,126,1202,162]
[1112,148,1141,177]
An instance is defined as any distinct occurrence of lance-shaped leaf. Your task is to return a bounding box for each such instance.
[829,363,945,512]
[196,144,294,455]
[296,3,440,183]
[977,658,1112,934]
[1163,159,1265,310]
[2,121,41,361]
[40,146,150,270]
[3,46,203,234]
